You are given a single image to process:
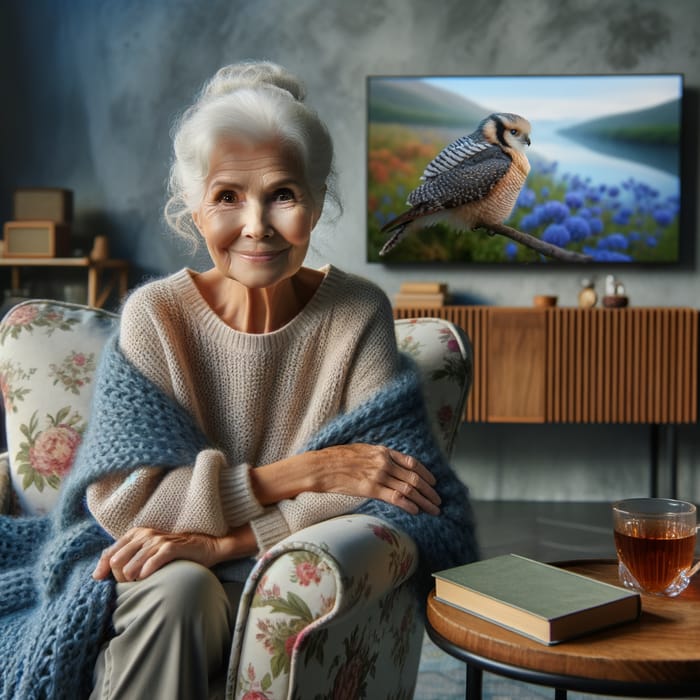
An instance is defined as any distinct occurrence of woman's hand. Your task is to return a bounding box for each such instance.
[249,444,441,515]
[92,525,255,582]
[309,444,441,516]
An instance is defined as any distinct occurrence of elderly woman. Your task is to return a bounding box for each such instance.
[0,61,477,699]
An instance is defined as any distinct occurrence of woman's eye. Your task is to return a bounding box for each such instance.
[273,188,295,202]
[217,190,236,204]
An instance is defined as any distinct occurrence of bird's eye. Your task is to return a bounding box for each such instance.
[510,129,519,136]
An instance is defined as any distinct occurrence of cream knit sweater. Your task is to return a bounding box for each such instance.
[86,265,400,553]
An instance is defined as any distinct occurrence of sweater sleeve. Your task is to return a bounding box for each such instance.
[86,449,266,538]
[249,493,367,553]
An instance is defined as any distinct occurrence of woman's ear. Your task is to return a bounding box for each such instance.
[312,186,327,228]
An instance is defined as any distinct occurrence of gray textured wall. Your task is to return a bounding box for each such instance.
[2,0,700,501]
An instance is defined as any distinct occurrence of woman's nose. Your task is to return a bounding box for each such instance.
[242,203,271,239]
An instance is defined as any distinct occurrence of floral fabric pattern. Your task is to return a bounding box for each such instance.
[0,360,36,413]
[49,351,97,394]
[394,318,473,451]
[229,515,424,700]
[0,300,118,514]
[0,303,80,344]
[14,407,86,492]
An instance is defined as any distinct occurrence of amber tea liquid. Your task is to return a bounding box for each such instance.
[614,527,696,593]
[613,498,698,596]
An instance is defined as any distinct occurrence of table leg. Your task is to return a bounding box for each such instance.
[87,267,98,308]
[118,266,128,299]
[465,663,482,700]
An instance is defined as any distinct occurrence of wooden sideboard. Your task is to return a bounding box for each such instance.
[394,306,698,496]
[394,306,698,425]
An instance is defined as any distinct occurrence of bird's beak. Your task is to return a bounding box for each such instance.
[525,136,531,146]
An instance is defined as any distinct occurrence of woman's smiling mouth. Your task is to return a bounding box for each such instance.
[234,248,288,262]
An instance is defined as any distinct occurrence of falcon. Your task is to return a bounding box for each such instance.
[379,112,532,256]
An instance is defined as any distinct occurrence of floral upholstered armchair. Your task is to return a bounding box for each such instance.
[0,300,473,699]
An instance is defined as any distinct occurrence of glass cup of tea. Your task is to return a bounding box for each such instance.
[612,498,699,597]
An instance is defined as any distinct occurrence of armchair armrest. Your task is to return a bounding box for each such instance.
[226,514,418,698]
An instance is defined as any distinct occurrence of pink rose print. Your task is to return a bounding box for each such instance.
[15,408,86,491]
[72,353,87,367]
[371,524,396,545]
[6,304,39,326]
[332,655,365,700]
[438,327,460,352]
[330,630,375,700]
[401,554,413,578]
[284,632,299,657]
[29,424,81,477]
[437,404,454,426]
[295,561,321,586]
[237,663,272,700]
[0,374,10,411]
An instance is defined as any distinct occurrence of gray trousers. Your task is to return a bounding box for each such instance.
[90,560,244,700]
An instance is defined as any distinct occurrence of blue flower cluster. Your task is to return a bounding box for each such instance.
[507,160,679,262]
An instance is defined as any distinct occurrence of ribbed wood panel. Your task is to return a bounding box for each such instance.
[545,308,698,424]
[394,306,698,424]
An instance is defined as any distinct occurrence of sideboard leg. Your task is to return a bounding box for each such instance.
[555,689,567,700]
[649,424,659,497]
[465,663,482,699]
[667,424,678,499]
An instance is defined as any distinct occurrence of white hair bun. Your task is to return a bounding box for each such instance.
[202,61,306,102]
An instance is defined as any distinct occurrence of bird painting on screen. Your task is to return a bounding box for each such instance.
[378,112,532,256]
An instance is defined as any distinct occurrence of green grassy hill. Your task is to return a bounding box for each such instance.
[560,99,680,146]
[368,78,488,129]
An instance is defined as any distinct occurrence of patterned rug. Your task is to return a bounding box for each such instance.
[413,634,674,700]
[414,634,550,699]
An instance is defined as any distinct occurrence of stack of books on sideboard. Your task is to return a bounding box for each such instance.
[394,282,449,308]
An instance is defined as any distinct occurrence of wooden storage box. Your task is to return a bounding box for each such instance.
[3,221,71,258]
[13,188,73,222]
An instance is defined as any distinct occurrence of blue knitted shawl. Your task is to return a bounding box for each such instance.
[0,335,477,699]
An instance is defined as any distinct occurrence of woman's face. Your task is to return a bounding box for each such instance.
[193,138,323,289]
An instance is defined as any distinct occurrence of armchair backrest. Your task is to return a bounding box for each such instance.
[0,300,118,514]
[0,301,472,516]
[394,317,473,457]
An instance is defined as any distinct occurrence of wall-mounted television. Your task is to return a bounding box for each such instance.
[367,73,684,265]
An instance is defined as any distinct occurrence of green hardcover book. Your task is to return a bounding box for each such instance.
[433,554,641,645]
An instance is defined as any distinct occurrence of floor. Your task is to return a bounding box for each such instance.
[413,499,699,700]
[471,500,617,563]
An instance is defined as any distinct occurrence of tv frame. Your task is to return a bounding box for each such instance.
[366,72,689,268]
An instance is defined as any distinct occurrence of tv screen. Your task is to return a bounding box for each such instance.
[367,73,683,264]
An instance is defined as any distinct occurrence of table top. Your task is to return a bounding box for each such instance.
[426,559,700,688]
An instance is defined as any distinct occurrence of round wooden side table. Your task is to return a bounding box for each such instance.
[426,560,700,699]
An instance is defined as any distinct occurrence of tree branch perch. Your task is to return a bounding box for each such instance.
[484,223,593,263]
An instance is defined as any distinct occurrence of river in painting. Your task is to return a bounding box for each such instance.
[530,120,679,200]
